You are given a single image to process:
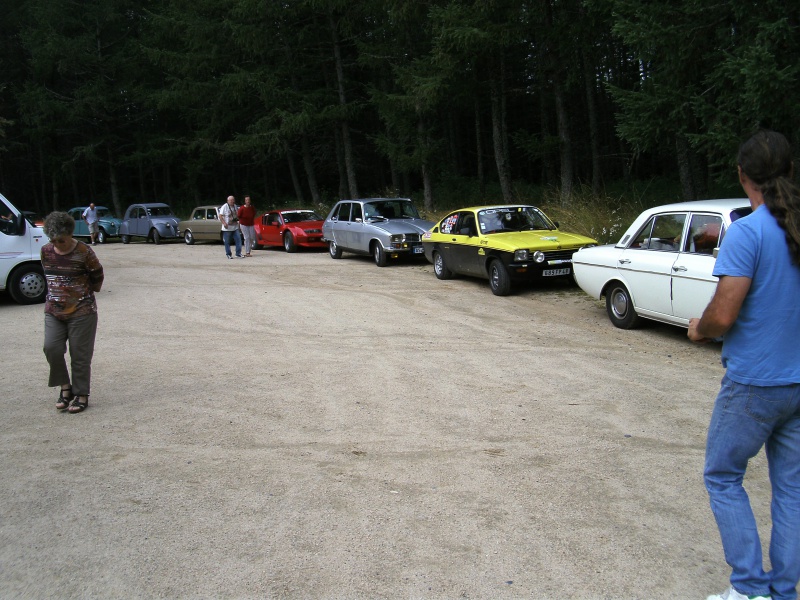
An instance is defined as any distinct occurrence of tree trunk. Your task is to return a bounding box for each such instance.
[475,98,485,200]
[284,140,304,203]
[418,117,433,212]
[553,80,574,205]
[334,125,348,200]
[490,81,513,203]
[329,12,358,199]
[675,134,699,201]
[107,147,123,218]
[582,51,602,196]
[300,135,322,205]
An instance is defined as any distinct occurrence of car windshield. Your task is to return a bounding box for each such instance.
[282,210,322,223]
[730,207,752,222]
[478,206,554,234]
[363,200,420,220]
[147,206,175,217]
[96,208,114,218]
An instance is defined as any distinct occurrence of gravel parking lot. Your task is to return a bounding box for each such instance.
[0,241,775,599]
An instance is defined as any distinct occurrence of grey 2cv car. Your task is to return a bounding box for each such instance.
[322,198,434,267]
[119,203,181,244]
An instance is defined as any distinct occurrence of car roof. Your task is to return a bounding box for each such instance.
[71,206,110,211]
[190,205,221,210]
[337,198,412,203]
[445,204,542,213]
[274,208,320,213]
[637,198,750,214]
[131,202,171,207]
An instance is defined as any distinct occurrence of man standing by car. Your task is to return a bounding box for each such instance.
[237,195,256,257]
[82,203,99,245]
[688,130,800,600]
[220,195,242,259]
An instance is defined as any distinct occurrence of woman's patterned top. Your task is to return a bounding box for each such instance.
[41,241,104,320]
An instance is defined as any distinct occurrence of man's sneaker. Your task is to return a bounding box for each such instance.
[227,255,233,259]
[707,586,771,600]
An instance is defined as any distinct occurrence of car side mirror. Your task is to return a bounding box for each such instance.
[553,221,560,228]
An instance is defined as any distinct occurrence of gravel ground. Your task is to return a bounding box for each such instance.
[0,240,776,599]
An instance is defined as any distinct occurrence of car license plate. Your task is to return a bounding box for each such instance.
[543,268,570,276]
[413,246,424,254]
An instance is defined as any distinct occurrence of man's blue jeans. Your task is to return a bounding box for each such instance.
[223,229,242,257]
[705,374,800,600]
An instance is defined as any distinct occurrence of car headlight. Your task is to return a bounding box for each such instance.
[390,234,404,243]
[533,251,545,263]
[514,249,530,261]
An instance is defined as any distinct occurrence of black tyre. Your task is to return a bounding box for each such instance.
[97,229,107,244]
[151,229,161,245]
[605,282,641,329]
[329,240,342,259]
[372,242,387,267]
[8,265,46,304]
[488,259,511,296]
[433,250,453,280]
[284,231,297,253]
[184,230,195,245]
[121,234,130,244]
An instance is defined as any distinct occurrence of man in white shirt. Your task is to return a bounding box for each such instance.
[82,203,99,245]
[219,196,242,259]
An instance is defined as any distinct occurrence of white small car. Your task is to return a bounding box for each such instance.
[572,198,752,329]
[0,193,47,304]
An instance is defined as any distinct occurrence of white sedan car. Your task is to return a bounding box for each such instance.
[572,199,752,329]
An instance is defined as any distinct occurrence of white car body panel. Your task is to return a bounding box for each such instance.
[573,198,751,328]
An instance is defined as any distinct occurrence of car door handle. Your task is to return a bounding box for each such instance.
[618,259,631,264]
[672,265,687,272]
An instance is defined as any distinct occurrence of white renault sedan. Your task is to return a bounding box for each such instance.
[572,199,752,329]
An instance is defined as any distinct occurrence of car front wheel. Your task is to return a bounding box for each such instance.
[97,229,107,244]
[151,229,161,245]
[121,234,130,244]
[605,282,641,329]
[329,240,342,259]
[433,250,453,280]
[8,265,46,304]
[184,230,195,245]
[372,242,387,267]
[284,231,296,253]
[488,259,511,296]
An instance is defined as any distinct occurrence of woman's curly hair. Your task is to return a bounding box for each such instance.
[43,211,76,240]
[738,130,800,264]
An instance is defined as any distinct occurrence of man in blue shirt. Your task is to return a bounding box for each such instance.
[689,130,800,600]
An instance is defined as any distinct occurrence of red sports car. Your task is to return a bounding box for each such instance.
[253,209,327,252]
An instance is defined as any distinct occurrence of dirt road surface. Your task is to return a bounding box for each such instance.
[0,241,774,599]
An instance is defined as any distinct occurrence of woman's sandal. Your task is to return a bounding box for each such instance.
[56,387,73,410]
[68,396,89,414]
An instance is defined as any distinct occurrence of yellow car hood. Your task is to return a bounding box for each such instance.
[483,230,596,250]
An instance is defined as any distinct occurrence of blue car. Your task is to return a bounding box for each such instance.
[119,203,181,244]
[67,206,122,244]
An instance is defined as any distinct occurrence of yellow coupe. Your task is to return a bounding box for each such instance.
[422,205,597,295]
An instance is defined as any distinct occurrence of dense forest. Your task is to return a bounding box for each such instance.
[0,0,798,218]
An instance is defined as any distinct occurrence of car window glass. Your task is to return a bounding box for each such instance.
[456,212,477,236]
[351,203,363,221]
[207,209,217,220]
[267,213,280,225]
[0,198,15,235]
[193,210,204,220]
[686,214,723,255]
[630,214,686,251]
[335,203,350,221]
[440,213,459,234]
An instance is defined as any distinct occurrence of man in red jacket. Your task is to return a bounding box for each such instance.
[237,195,257,257]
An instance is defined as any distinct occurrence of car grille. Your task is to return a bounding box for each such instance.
[405,234,421,243]
[543,249,577,265]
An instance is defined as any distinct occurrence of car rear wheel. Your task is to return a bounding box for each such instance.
[184,230,195,245]
[121,234,130,244]
[151,229,161,245]
[97,229,107,244]
[8,265,46,304]
[372,242,387,267]
[284,231,296,253]
[329,240,342,259]
[433,250,453,280]
[488,259,511,296]
[605,282,641,329]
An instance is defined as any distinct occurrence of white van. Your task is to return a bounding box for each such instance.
[0,192,47,304]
